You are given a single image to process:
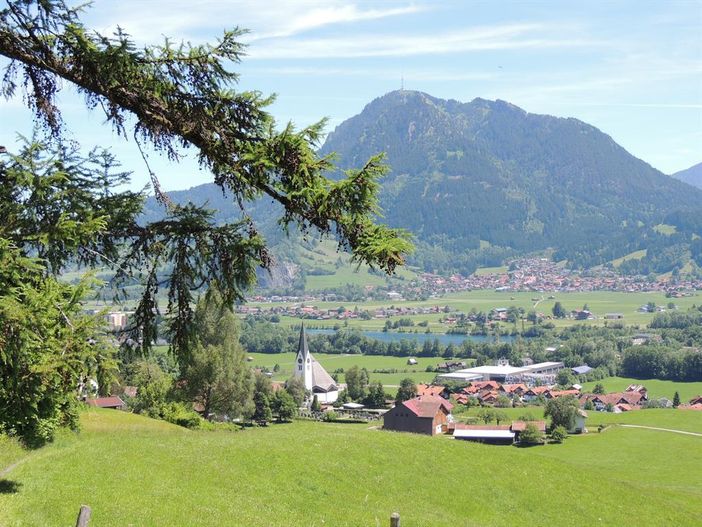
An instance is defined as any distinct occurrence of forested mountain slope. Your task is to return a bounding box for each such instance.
[320,90,702,274]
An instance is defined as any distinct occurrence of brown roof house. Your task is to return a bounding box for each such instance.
[383,396,454,436]
[86,396,126,410]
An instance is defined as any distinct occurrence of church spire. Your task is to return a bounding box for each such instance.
[298,322,309,358]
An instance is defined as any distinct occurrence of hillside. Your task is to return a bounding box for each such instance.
[320,90,702,273]
[0,409,700,526]
[673,162,702,189]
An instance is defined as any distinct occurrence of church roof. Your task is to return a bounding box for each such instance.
[298,323,309,357]
[310,355,338,392]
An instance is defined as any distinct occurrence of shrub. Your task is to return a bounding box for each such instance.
[161,402,203,429]
[550,425,568,443]
[323,411,338,422]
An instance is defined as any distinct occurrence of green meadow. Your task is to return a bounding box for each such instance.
[455,406,702,434]
[245,351,450,386]
[581,376,702,403]
[0,409,700,526]
[252,289,701,330]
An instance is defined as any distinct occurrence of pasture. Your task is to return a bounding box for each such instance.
[581,376,702,403]
[251,289,701,330]
[246,351,445,387]
[0,409,700,526]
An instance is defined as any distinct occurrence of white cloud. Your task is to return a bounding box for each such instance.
[88,1,426,44]
[247,24,604,59]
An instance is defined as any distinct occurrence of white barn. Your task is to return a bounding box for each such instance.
[294,324,339,404]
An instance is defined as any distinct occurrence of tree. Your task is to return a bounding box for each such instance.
[673,391,681,408]
[552,302,567,319]
[550,425,568,443]
[518,423,543,445]
[494,411,508,425]
[593,383,606,395]
[252,391,272,425]
[181,294,253,420]
[284,376,307,407]
[0,0,411,354]
[129,360,173,419]
[272,390,297,422]
[345,366,370,401]
[544,396,579,431]
[310,394,321,412]
[478,408,495,424]
[556,369,575,387]
[395,378,417,403]
[364,381,386,408]
[0,0,411,441]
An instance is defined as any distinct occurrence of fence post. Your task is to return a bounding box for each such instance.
[390,512,400,527]
[75,505,91,527]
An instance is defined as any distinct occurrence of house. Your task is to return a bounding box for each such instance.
[545,389,580,399]
[522,386,550,402]
[571,365,593,376]
[510,420,547,442]
[499,383,528,397]
[416,384,450,399]
[570,409,588,433]
[626,384,648,398]
[293,324,339,404]
[436,361,467,372]
[464,381,501,394]
[86,396,126,410]
[383,396,454,436]
[452,424,514,445]
[605,313,624,320]
[477,390,500,404]
[580,392,645,411]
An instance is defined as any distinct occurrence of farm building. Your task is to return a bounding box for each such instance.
[86,396,126,410]
[383,396,454,436]
[437,360,563,384]
[416,384,450,399]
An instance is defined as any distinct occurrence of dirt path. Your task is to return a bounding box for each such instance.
[620,424,702,437]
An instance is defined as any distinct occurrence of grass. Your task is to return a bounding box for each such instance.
[611,249,647,267]
[456,406,702,434]
[0,409,700,526]
[581,376,702,403]
[250,289,702,330]
[246,351,445,387]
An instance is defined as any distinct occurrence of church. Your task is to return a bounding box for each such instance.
[294,324,340,404]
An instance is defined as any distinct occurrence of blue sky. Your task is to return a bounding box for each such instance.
[1,0,700,191]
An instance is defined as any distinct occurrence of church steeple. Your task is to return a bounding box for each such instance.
[297,322,309,359]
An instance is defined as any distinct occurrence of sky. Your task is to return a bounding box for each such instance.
[1,0,701,191]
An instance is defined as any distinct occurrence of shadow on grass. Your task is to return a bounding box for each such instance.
[0,479,21,494]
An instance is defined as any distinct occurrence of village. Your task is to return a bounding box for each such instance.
[87,324,702,447]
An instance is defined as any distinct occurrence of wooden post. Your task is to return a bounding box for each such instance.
[75,505,92,527]
[390,512,400,527]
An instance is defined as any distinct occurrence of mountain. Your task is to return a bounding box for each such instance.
[319,90,702,273]
[672,162,702,189]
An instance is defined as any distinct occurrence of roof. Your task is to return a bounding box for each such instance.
[309,354,338,392]
[401,396,453,418]
[454,429,515,440]
[510,421,547,432]
[436,371,483,382]
[86,396,125,408]
[297,323,310,357]
[571,365,593,375]
[416,384,447,397]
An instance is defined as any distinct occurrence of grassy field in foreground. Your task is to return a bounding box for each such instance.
[581,376,702,402]
[0,409,700,526]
